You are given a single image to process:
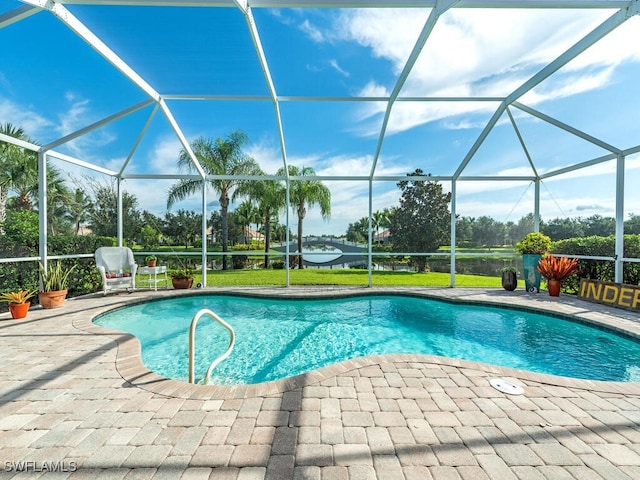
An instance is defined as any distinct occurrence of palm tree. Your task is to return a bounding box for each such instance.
[277,165,331,269]
[234,200,258,244]
[372,209,390,245]
[65,188,93,235]
[246,178,286,268]
[0,123,70,233]
[0,123,31,233]
[167,130,260,270]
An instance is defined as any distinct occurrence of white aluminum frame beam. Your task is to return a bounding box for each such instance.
[119,103,161,176]
[42,99,154,151]
[235,2,290,174]
[46,151,119,176]
[243,0,289,175]
[506,106,538,178]
[615,154,624,282]
[21,0,207,179]
[46,1,635,9]
[0,133,39,152]
[8,0,639,287]
[540,153,619,180]
[506,7,633,106]
[158,98,206,178]
[37,151,48,273]
[456,5,633,180]
[453,102,507,180]
[0,133,118,175]
[0,5,40,28]
[20,0,160,101]
[512,102,622,154]
[370,0,459,178]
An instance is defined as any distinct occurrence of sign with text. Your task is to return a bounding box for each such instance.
[577,278,640,312]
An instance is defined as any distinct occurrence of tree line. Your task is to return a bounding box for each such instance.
[1,126,331,270]
[348,204,640,251]
[3,122,639,274]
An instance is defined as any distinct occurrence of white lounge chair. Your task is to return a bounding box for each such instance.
[95,247,138,295]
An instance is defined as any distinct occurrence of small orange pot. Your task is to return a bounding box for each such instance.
[8,302,30,319]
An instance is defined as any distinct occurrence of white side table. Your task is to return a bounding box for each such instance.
[138,266,168,291]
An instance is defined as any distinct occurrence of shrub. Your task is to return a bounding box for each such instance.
[232,255,248,269]
[516,232,551,254]
[552,234,640,293]
[0,235,114,299]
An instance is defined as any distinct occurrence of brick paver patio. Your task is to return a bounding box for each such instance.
[1,287,640,479]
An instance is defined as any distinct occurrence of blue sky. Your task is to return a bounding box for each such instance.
[1,2,639,236]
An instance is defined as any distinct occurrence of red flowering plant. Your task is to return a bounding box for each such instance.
[536,255,579,281]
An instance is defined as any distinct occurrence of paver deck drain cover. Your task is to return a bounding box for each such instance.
[490,378,524,395]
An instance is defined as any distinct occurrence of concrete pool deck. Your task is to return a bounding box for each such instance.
[1,287,640,478]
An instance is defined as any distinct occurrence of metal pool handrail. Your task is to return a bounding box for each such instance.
[188,309,236,385]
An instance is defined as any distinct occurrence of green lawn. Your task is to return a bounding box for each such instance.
[194,268,522,288]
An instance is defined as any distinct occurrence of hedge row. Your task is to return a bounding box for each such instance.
[0,235,116,300]
[2,233,639,299]
[553,234,640,293]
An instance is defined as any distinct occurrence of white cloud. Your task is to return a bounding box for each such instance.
[147,136,182,173]
[562,15,640,71]
[326,8,637,136]
[521,66,615,105]
[299,18,325,43]
[49,93,118,160]
[453,155,640,222]
[246,140,287,174]
[0,98,52,137]
[329,59,350,77]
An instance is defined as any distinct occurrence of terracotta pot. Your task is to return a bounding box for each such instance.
[146,260,157,267]
[8,302,30,319]
[547,279,561,296]
[171,277,193,289]
[39,289,68,309]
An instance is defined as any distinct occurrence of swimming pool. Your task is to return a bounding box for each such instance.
[93,294,640,384]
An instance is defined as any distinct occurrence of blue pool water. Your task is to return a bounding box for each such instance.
[94,294,640,384]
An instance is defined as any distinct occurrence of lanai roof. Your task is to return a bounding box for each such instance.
[1,1,639,236]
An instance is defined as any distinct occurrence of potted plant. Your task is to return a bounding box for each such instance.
[0,289,37,319]
[536,255,579,296]
[145,255,157,267]
[501,266,517,291]
[515,232,551,293]
[38,261,76,309]
[170,265,194,289]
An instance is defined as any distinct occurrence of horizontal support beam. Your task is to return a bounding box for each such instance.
[122,173,539,182]
[162,94,504,102]
[56,0,633,8]
[0,133,40,151]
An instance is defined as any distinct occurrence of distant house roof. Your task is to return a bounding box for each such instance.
[245,227,264,241]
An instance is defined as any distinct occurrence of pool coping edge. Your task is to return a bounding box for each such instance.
[75,286,640,399]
